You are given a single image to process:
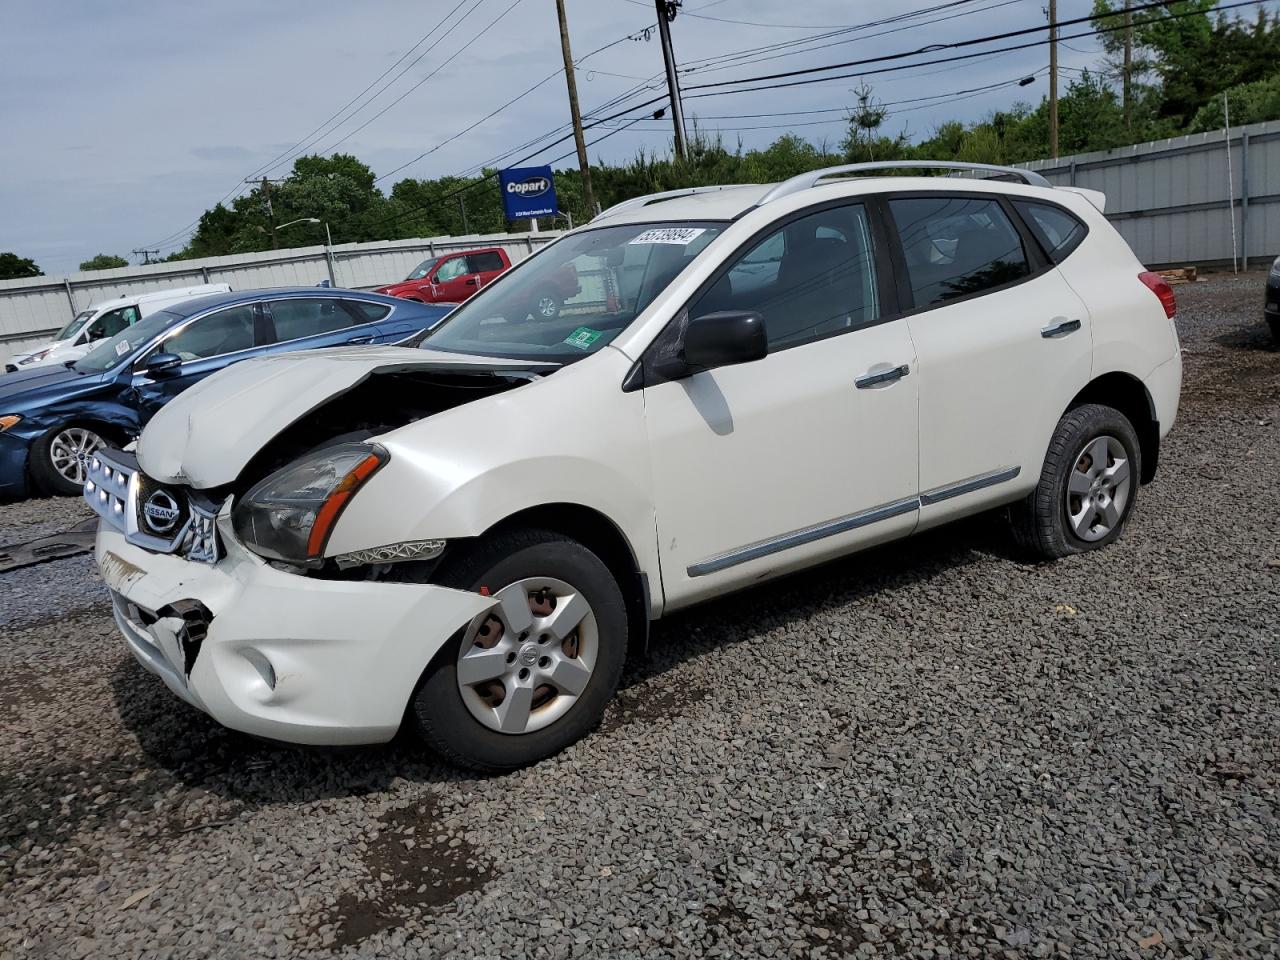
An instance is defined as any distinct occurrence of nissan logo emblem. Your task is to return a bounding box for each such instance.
[142,490,182,535]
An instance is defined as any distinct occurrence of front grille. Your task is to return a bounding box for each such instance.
[85,449,223,564]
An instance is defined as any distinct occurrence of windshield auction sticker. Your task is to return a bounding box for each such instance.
[628,227,706,246]
[563,327,603,351]
[115,340,130,356]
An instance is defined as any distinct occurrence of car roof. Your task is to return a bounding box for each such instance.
[162,286,406,319]
[590,165,1073,227]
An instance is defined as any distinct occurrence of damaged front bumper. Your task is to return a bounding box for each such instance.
[96,518,495,745]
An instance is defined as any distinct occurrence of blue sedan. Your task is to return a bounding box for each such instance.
[0,288,451,498]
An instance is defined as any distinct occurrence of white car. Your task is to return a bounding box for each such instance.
[86,162,1181,770]
[5,283,231,372]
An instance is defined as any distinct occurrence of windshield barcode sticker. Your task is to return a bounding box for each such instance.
[115,340,130,356]
[628,227,706,246]
[563,327,603,351]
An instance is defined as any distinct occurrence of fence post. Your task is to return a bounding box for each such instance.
[1069,160,1077,186]
[1240,130,1250,271]
[202,266,211,283]
[62,279,78,316]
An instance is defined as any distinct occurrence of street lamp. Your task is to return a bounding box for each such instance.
[277,218,336,287]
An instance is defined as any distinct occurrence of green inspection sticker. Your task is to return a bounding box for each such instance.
[563,326,603,351]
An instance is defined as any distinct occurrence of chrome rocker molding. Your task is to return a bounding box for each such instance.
[687,466,1021,577]
[687,496,919,578]
[919,466,1021,506]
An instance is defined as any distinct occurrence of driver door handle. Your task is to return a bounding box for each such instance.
[346,335,374,345]
[855,363,910,389]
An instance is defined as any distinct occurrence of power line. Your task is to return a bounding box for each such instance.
[680,0,1018,78]
[678,0,1262,99]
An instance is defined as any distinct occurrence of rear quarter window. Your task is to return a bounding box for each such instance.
[1013,200,1087,263]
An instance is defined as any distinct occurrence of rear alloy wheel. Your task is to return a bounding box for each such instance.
[1010,403,1142,560]
[532,293,562,321]
[410,528,627,771]
[31,425,107,496]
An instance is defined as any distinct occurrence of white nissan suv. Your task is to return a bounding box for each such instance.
[86,162,1181,770]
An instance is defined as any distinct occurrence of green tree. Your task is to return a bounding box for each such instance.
[78,253,129,271]
[0,252,42,279]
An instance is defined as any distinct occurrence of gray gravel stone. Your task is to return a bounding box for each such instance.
[0,271,1277,959]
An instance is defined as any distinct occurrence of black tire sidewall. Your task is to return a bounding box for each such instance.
[1047,406,1142,556]
[411,531,627,771]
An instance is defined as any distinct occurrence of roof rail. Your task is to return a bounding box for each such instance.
[757,161,1052,206]
[592,185,750,223]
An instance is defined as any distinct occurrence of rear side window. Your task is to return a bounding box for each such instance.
[1013,200,1086,263]
[266,298,357,342]
[468,251,505,272]
[889,196,1030,309]
[344,299,392,322]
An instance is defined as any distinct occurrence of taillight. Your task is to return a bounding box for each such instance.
[1138,271,1176,319]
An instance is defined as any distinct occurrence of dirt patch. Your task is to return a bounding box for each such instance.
[324,795,493,948]
[600,680,710,733]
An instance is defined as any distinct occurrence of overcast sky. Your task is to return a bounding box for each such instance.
[0,0,1157,273]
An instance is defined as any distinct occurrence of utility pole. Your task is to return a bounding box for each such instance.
[132,248,160,265]
[246,176,279,249]
[655,0,688,160]
[555,0,596,218]
[1048,0,1059,159]
[1122,0,1133,133]
[457,195,470,235]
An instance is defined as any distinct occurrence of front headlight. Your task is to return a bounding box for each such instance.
[19,349,50,365]
[1270,256,1280,279]
[232,443,388,565]
[0,415,21,432]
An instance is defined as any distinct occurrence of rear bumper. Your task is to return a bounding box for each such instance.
[97,520,495,745]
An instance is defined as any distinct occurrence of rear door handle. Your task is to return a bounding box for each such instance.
[855,363,910,389]
[1041,318,1082,338]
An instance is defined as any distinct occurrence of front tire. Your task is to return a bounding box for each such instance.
[30,424,107,496]
[1267,315,1279,347]
[1010,403,1142,560]
[410,528,627,771]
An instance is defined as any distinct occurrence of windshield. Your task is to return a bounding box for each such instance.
[55,310,98,341]
[74,310,182,372]
[417,222,724,361]
[406,257,441,281]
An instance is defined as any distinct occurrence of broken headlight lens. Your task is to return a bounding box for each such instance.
[232,443,388,565]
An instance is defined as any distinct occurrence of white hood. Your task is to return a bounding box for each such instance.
[136,345,548,487]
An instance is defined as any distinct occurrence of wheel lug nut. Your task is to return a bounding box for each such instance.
[538,656,551,668]
[505,653,516,664]
[518,667,530,680]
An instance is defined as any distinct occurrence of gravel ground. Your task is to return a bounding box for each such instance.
[1,272,1277,959]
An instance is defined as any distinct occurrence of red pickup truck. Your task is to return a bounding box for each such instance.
[373,246,579,319]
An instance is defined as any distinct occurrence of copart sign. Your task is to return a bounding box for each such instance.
[499,165,559,221]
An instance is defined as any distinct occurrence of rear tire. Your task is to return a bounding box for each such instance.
[1010,404,1142,560]
[409,528,627,771]
[30,424,107,497]
[1267,315,1279,347]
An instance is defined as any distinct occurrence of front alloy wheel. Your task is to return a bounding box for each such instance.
[455,577,598,734]
[31,425,107,496]
[410,528,627,771]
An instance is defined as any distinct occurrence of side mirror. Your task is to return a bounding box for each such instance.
[138,352,182,377]
[651,311,767,380]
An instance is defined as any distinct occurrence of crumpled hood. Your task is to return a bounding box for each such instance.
[136,345,549,487]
